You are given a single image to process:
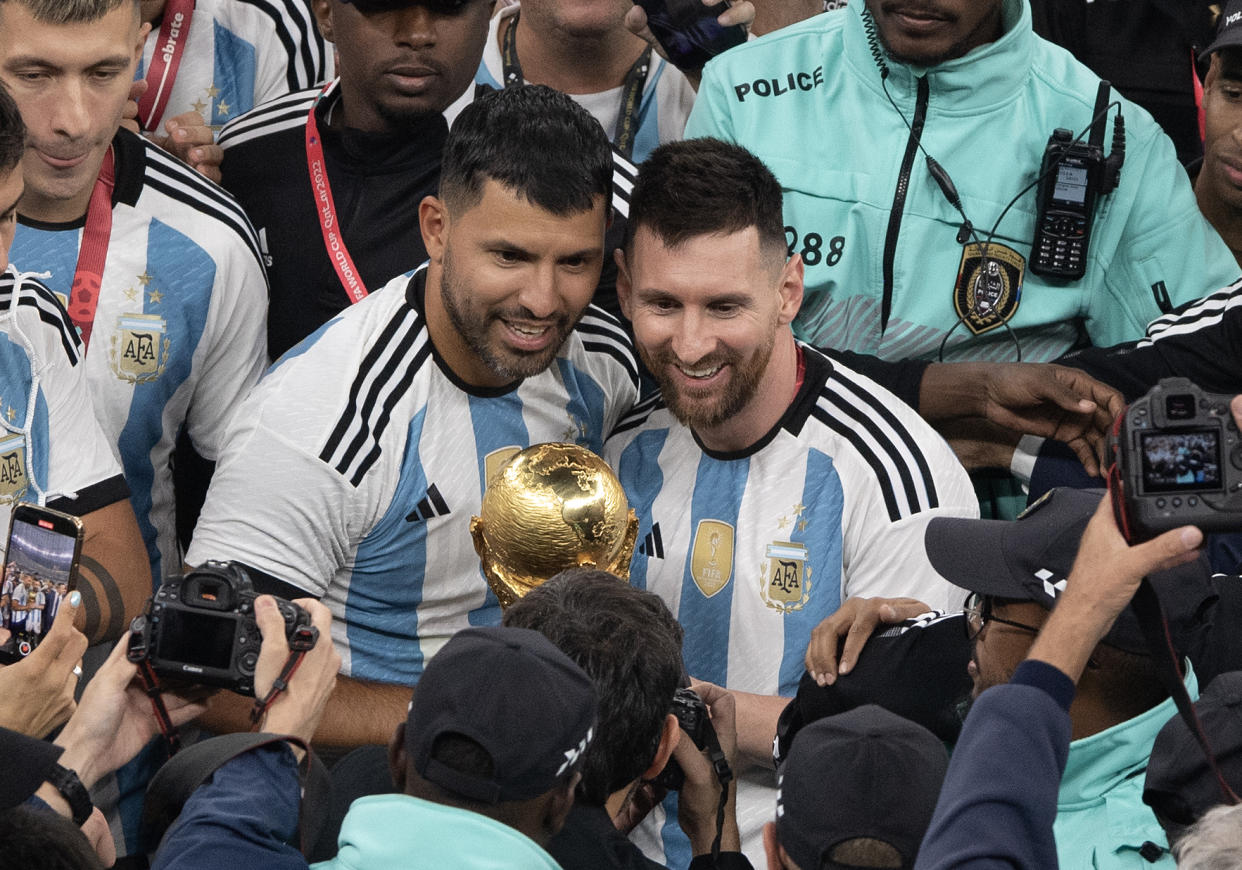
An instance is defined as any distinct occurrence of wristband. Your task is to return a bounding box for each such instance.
[45,763,94,826]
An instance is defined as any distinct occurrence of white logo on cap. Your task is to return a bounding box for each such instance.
[1035,569,1066,597]
[556,726,594,777]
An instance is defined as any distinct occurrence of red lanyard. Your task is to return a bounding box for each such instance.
[67,148,116,351]
[137,0,195,132]
[305,81,368,305]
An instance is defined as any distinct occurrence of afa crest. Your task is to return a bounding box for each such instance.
[483,446,522,487]
[111,314,170,383]
[0,433,27,503]
[690,520,734,598]
[760,541,811,613]
[953,242,1025,336]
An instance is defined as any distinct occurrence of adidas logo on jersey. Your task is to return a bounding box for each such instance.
[258,227,274,268]
[405,484,450,522]
[639,523,664,559]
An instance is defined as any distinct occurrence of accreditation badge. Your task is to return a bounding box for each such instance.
[690,520,734,598]
[111,314,170,383]
[0,433,28,503]
[953,242,1025,335]
[760,541,811,613]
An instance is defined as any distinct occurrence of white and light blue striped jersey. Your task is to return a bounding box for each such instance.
[465,3,696,163]
[186,266,640,684]
[10,130,269,586]
[0,269,126,552]
[606,346,976,867]
[138,0,333,131]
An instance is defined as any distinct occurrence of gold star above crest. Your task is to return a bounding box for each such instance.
[777,516,790,531]
[137,272,152,286]
[793,502,806,516]
[797,519,809,532]
[205,84,220,98]
[216,101,231,116]
[123,287,138,302]
[191,99,207,114]
[148,289,164,304]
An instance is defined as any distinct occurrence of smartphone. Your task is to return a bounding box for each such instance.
[634,0,746,71]
[0,504,83,661]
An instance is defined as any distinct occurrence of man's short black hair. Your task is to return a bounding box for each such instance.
[503,569,684,805]
[0,0,136,23]
[439,85,612,217]
[0,805,104,869]
[0,84,24,176]
[623,137,787,261]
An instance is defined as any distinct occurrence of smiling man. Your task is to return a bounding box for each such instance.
[186,86,640,747]
[604,139,976,867]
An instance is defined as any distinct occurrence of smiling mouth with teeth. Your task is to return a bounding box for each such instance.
[677,363,724,379]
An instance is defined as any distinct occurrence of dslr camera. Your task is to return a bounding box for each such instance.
[127,561,314,696]
[1109,378,1242,542]
[653,687,731,790]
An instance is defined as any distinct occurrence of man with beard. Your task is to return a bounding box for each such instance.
[604,138,977,867]
[186,86,640,745]
[917,487,1213,868]
[216,0,495,359]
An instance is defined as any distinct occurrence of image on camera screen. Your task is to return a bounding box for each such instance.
[158,608,237,672]
[1,519,76,657]
[1139,429,1222,493]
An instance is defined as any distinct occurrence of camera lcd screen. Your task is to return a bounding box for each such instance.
[157,608,237,671]
[1053,164,1089,205]
[1139,429,1223,494]
[3,513,79,656]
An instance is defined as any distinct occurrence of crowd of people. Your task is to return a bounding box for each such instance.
[2,0,1242,867]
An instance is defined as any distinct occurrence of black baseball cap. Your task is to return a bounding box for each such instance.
[1144,671,1242,831]
[775,705,948,870]
[1202,0,1242,60]
[924,488,1217,659]
[0,727,64,810]
[407,626,598,804]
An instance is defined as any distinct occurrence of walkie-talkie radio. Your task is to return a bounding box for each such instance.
[1030,82,1124,281]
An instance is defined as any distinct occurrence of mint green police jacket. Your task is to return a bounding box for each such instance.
[686,0,1241,363]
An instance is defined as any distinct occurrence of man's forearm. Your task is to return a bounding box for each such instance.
[730,690,790,770]
[198,673,411,748]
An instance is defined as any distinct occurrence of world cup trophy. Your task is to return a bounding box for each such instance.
[470,443,638,608]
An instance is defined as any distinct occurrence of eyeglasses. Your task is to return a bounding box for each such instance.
[963,592,1043,641]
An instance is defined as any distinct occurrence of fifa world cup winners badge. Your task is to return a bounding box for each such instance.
[111,314,170,383]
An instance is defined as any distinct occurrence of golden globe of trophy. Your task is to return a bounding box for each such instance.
[470,443,638,608]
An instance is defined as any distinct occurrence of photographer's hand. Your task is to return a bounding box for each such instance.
[0,592,87,737]
[675,680,741,856]
[252,596,339,749]
[50,631,210,790]
[622,0,752,88]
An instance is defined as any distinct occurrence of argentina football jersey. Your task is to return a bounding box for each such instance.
[136,0,332,133]
[186,265,640,685]
[607,346,976,867]
[9,130,268,586]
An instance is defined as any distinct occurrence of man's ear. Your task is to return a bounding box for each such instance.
[776,253,804,325]
[311,0,335,43]
[639,712,679,781]
[420,195,449,264]
[133,21,153,66]
[615,248,634,321]
[388,721,408,792]
[544,771,580,841]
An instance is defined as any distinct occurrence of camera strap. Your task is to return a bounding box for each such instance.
[136,659,183,755]
[249,624,320,727]
[698,721,733,866]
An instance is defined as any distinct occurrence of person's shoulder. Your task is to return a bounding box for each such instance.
[218,84,320,151]
[0,271,82,367]
[116,129,264,266]
[561,304,639,382]
[606,391,674,451]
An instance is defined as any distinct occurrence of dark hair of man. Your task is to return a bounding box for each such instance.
[438,85,612,218]
[0,806,105,870]
[0,85,25,176]
[503,568,685,805]
[0,0,135,23]
[623,138,787,264]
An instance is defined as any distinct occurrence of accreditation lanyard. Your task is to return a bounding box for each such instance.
[137,0,196,133]
[305,81,368,305]
[67,148,116,352]
[500,12,651,161]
